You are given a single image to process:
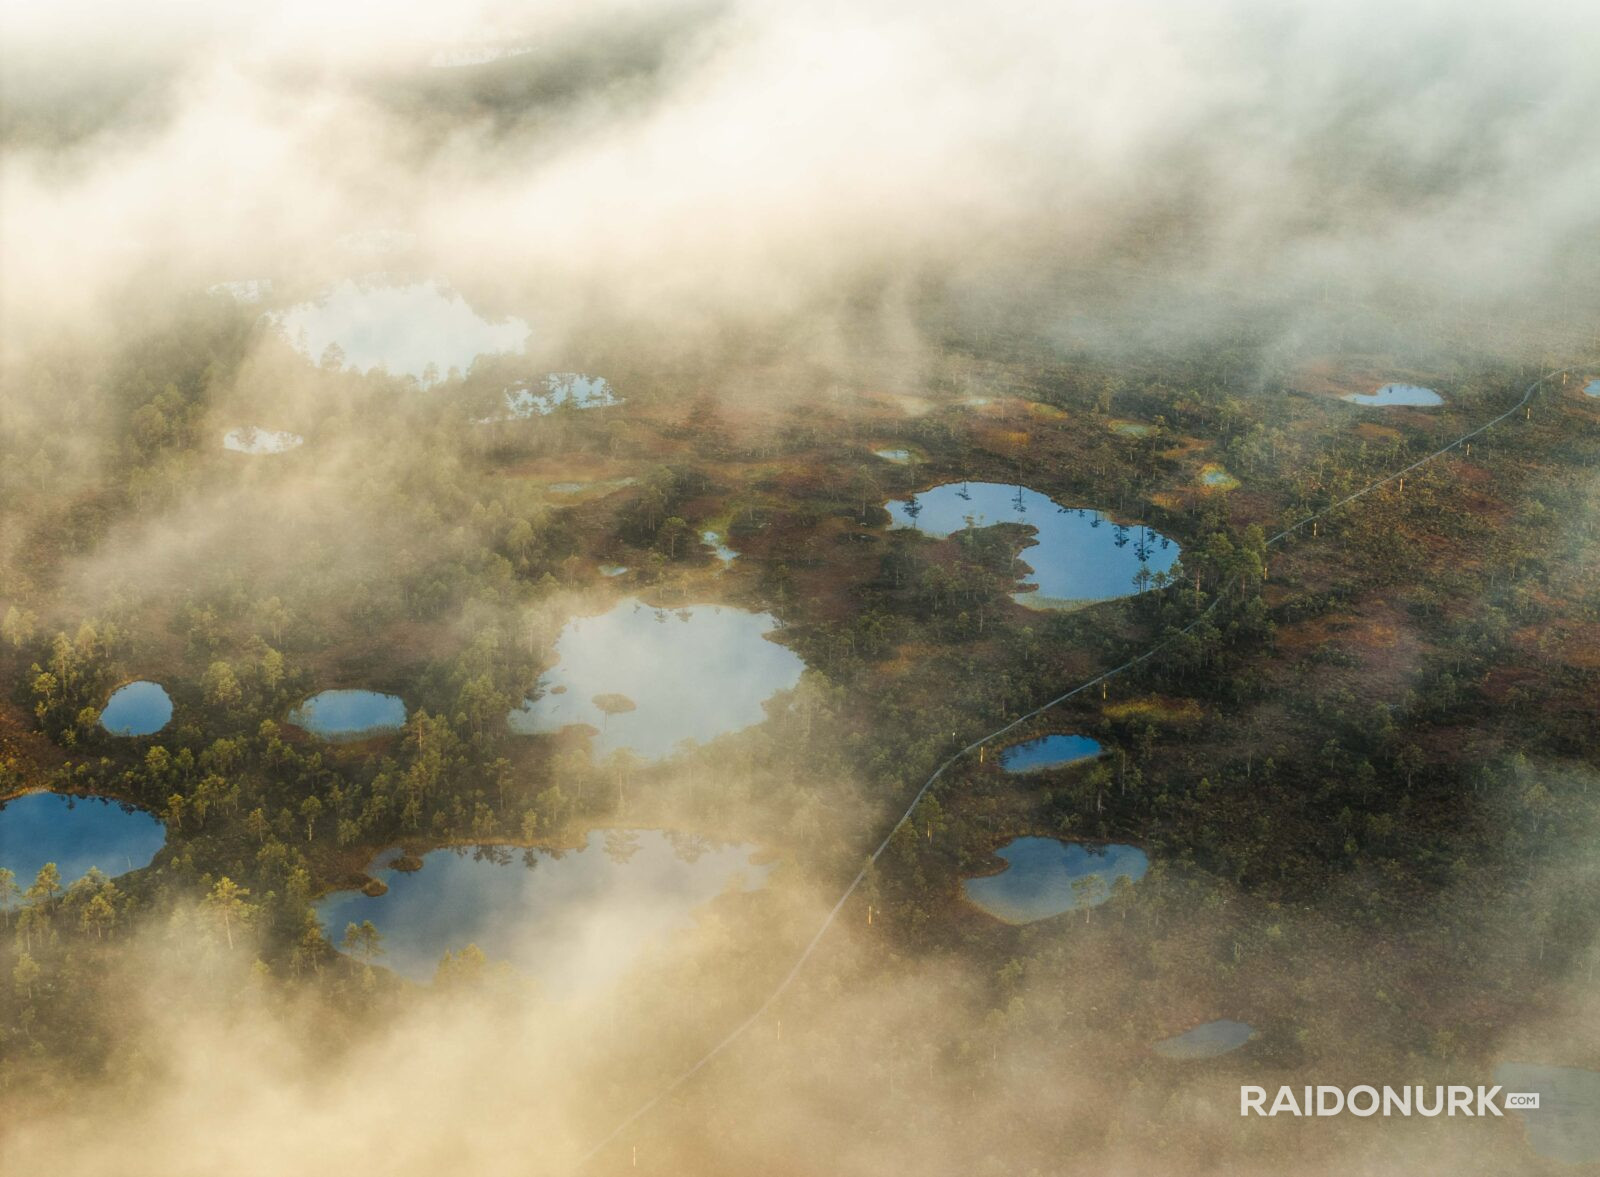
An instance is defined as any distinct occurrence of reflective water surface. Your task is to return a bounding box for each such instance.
[223,426,303,454]
[274,279,529,383]
[1152,1019,1255,1059]
[508,599,805,760]
[702,531,737,566]
[0,793,164,886]
[99,681,172,736]
[1342,383,1442,407]
[315,829,771,992]
[999,734,1102,773]
[482,373,621,421]
[289,690,408,741]
[963,838,1149,924]
[887,483,1180,607]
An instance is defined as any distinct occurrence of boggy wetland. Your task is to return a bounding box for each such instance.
[3,4,1600,1176]
[6,314,1599,1175]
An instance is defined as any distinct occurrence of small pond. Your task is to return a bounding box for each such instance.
[887,483,1180,608]
[0,793,165,887]
[1199,464,1239,489]
[508,599,805,760]
[702,531,737,566]
[1584,379,1600,398]
[479,373,621,422]
[1493,1062,1600,1164]
[1110,421,1153,438]
[316,829,770,992]
[99,681,172,736]
[223,426,303,455]
[274,279,529,383]
[289,690,408,741]
[873,448,912,464]
[1152,1019,1255,1059]
[1342,383,1442,407]
[1000,734,1102,773]
[964,838,1148,924]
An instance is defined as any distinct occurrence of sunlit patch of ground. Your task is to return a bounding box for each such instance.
[974,427,1031,454]
[1354,422,1403,443]
[1024,401,1069,421]
[1100,695,1204,724]
[1159,435,1209,461]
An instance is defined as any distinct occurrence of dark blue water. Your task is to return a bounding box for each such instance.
[1343,383,1442,407]
[1152,1019,1255,1059]
[1494,1063,1600,1163]
[316,830,771,992]
[1000,734,1103,773]
[289,690,407,741]
[963,838,1149,924]
[886,483,1180,607]
[0,793,165,886]
[99,681,173,736]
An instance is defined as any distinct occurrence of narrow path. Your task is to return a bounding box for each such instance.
[571,364,1584,1169]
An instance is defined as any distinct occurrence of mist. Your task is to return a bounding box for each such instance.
[4,0,1599,358]
[3,1,1599,1175]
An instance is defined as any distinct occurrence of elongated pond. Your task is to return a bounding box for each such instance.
[99,681,172,736]
[289,690,407,741]
[1000,734,1102,773]
[316,830,770,991]
[274,279,529,383]
[887,483,1180,607]
[509,599,804,760]
[501,373,619,418]
[964,838,1148,924]
[1152,1019,1255,1059]
[1343,383,1442,407]
[0,793,164,886]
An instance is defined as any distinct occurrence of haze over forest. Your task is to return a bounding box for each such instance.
[1,1,1598,1175]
